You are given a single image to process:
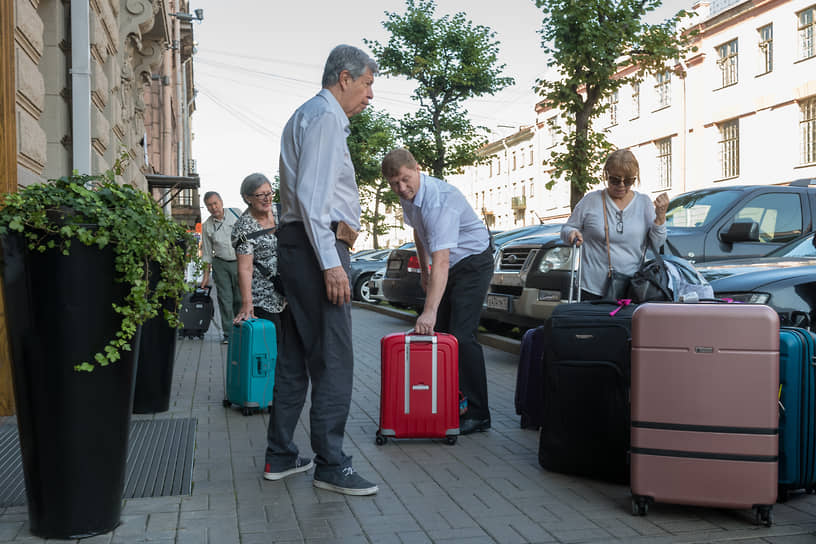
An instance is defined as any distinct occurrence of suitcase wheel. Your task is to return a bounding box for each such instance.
[753,505,773,527]
[375,431,386,446]
[222,399,231,408]
[445,436,457,446]
[631,496,649,516]
[241,407,253,416]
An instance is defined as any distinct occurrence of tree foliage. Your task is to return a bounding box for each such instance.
[348,108,400,248]
[365,0,514,179]
[535,0,697,209]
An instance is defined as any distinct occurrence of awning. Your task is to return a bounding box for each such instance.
[146,174,200,207]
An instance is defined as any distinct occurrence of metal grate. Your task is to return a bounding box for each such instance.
[0,418,196,507]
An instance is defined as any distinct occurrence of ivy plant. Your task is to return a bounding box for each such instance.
[0,159,197,371]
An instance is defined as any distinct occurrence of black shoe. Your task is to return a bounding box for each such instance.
[460,418,491,435]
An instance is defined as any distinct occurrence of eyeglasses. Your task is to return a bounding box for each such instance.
[608,175,636,187]
[251,191,273,200]
[615,210,623,234]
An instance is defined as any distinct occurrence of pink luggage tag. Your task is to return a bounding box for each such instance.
[609,298,632,316]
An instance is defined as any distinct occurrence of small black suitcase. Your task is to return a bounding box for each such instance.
[179,286,214,339]
[538,299,635,484]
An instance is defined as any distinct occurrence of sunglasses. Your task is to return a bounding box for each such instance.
[251,191,274,200]
[608,175,636,187]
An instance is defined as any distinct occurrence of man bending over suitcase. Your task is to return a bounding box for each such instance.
[383,148,493,435]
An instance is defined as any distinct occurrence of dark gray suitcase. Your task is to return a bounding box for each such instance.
[179,286,213,339]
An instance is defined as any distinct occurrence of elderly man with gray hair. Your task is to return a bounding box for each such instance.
[266,44,379,496]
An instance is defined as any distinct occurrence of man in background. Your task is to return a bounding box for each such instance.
[200,191,242,344]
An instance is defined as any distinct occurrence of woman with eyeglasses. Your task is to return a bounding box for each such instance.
[560,149,669,300]
[232,173,287,327]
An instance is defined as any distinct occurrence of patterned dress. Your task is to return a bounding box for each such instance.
[231,207,286,314]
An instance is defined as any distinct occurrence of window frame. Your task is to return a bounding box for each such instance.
[758,23,773,75]
[801,96,816,165]
[716,38,739,88]
[631,82,640,119]
[798,6,815,61]
[717,119,740,180]
[655,71,671,109]
[656,138,672,190]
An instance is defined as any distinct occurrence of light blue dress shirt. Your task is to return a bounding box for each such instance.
[279,89,361,270]
[401,173,490,268]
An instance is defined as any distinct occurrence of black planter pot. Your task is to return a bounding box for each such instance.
[133,261,178,414]
[0,233,138,539]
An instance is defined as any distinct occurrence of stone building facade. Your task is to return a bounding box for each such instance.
[12,0,199,226]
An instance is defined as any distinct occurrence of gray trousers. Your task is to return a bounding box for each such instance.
[266,223,353,471]
[211,257,241,338]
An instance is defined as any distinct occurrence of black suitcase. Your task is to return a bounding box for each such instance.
[179,286,214,339]
[538,300,635,484]
[515,324,548,429]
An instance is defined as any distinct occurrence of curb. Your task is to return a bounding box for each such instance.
[352,301,521,356]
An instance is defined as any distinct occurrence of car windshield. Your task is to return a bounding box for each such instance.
[767,232,816,257]
[665,189,742,228]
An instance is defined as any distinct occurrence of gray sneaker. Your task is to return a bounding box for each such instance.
[313,466,379,496]
[263,457,314,481]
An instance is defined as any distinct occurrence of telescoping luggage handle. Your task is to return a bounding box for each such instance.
[568,241,583,303]
[403,333,438,415]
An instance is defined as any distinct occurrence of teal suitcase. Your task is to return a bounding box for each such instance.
[223,319,277,415]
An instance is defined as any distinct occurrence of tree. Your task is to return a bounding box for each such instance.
[535,0,697,209]
[347,107,400,248]
[365,0,514,179]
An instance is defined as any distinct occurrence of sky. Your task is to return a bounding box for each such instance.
[189,0,687,211]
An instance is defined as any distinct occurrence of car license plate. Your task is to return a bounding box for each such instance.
[486,294,511,311]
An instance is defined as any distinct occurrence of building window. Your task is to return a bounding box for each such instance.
[497,158,501,175]
[799,6,815,60]
[528,145,534,166]
[176,189,193,207]
[489,161,493,177]
[656,138,672,189]
[608,90,619,126]
[512,151,517,170]
[718,119,740,179]
[758,24,773,74]
[801,96,816,165]
[631,82,640,119]
[529,178,534,197]
[717,39,738,88]
[547,117,558,148]
[655,71,671,108]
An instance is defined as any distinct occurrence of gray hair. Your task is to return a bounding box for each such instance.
[240,173,271,204]
[321,44,379,88]
[202,191,221,203]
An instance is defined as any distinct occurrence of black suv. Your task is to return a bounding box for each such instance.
[483,181,816,329]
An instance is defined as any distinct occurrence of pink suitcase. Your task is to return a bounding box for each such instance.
[376,333,459,445]
[630,303,779,526]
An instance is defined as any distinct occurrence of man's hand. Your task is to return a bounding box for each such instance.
[324,266,351,306]
[414,309,436,335]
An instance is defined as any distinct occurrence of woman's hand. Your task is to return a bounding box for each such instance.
[568,230,584,246]
[654,193,669,225]
[233,305,256,324]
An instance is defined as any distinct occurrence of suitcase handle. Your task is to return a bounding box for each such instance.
[402,332,438,414]
[405,332,437,344]
[568,241,582,303]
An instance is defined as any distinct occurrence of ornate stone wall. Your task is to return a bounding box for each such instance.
[15,0,190,192]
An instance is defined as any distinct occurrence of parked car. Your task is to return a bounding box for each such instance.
[481,182,816,332]
[366,266,387,303]
[382,223,563,312]
[349,249,391,303]
[696,231,816,329]
[664,180,816,263]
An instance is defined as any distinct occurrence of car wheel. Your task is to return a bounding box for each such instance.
[354,273,374,303]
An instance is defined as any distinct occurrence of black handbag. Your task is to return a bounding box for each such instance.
[627,239,673,303]
[602,193,631,300]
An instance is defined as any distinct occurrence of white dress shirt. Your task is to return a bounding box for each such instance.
[278,89,361,270]
[400,173,490,268]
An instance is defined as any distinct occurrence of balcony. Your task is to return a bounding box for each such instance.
[511,196,526,210]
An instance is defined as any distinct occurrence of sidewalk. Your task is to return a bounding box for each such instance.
[0,306,815,543]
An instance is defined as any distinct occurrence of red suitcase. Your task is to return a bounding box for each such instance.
[376,333,459,445]
[630,303,779,526]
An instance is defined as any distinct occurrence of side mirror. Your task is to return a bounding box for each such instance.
[719,220,759,243]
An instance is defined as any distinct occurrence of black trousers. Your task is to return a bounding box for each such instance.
[265,222,354,471]
[435,246,494,421]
